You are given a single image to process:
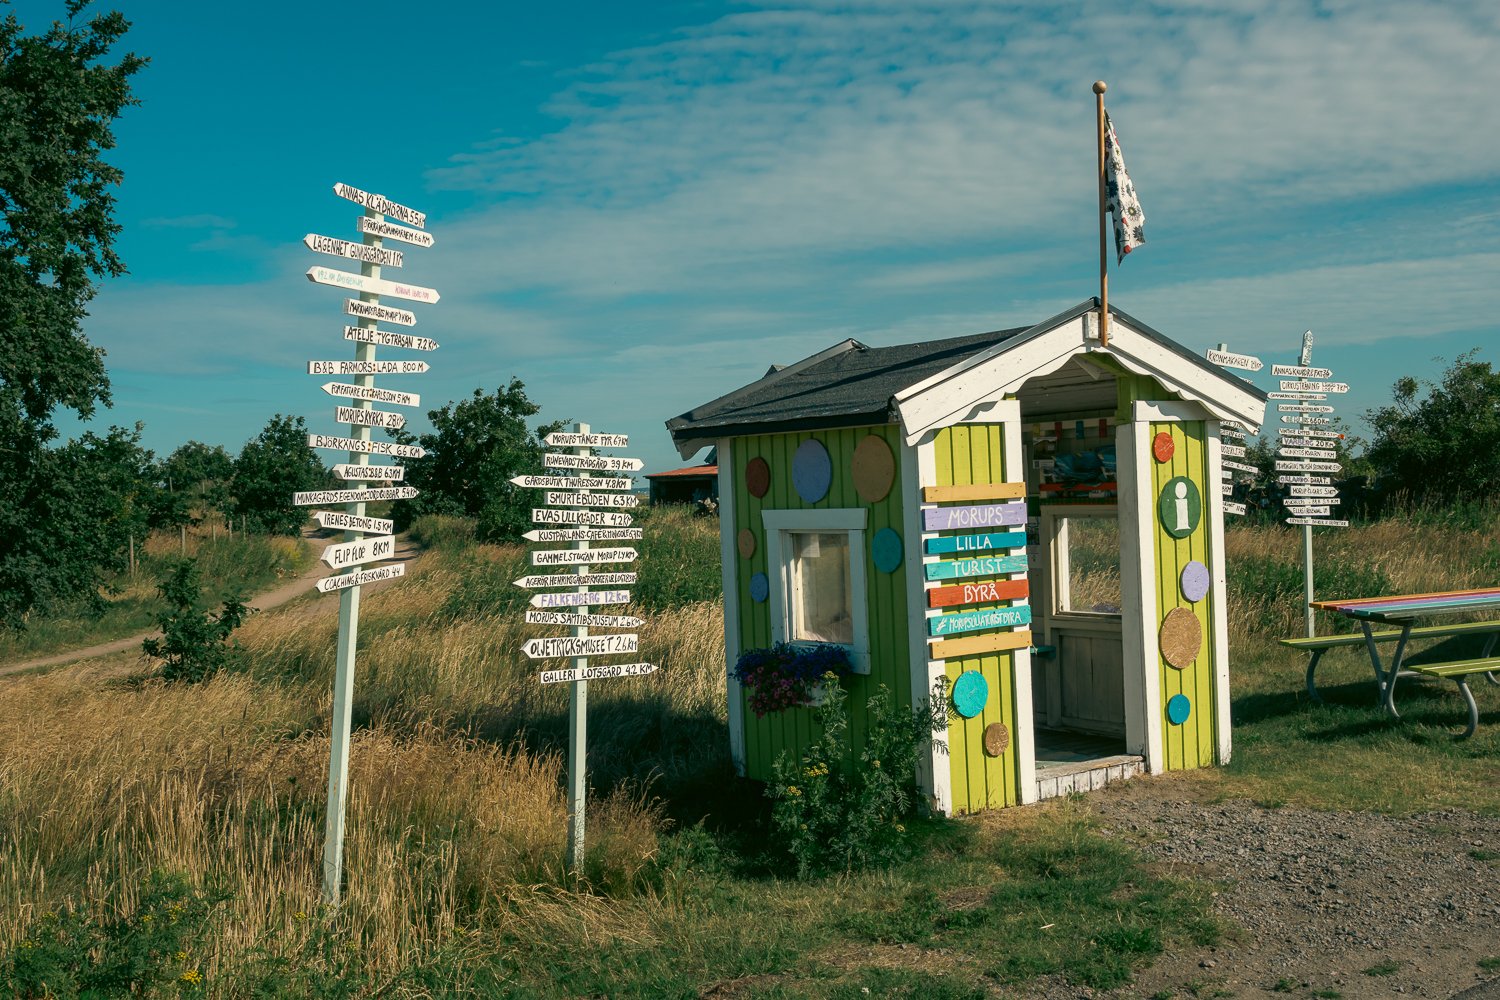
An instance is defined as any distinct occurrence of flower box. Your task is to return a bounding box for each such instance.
[733,642,854,717]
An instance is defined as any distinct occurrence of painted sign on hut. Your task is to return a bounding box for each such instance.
[666,300,1267,815]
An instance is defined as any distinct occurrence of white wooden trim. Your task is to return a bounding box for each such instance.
[1205,423,1234,764]
[1001,417,1037,804]
[1118,420,1163,770]
[716,439,746,775]
[900,429,951,815]
[762,508,871,674]
[1131,400,1215,423]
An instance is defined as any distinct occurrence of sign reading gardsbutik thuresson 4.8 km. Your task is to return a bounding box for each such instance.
[515,424,658,874]
[297,183,437,908]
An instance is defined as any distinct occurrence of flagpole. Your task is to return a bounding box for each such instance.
[1094,80,1110,348]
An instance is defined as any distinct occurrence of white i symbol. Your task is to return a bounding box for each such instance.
[1174,481,1190,532]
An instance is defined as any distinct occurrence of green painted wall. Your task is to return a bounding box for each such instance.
[729,425,910,782]
[1149,420,1220,769]
[931,424,1022,812]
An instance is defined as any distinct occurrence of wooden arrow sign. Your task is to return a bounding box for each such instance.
[1222,459,1259,474]
[1223,501,1247,515]
[343,326,438,351]
[1267,391,1328,401]
[1280,380,1349,394]
[1277,403,1335,414]
[308,433,425,459]
[540,662,657,685]
[523,527,643,542]
[1221,443,1247,458]
[1274,460,1341,473]
[544,431,629,448]
[358,216,434,247]
[924,531,1025,556]
[513,572,638,588]
[293,486,418,506]
[336,405,405,429]
[1286,517,1349,528]
[530,590,631,608]
[544,453,645,472]
[924,554,1029,582]
[525,610,644,629]
[1277,475,1333,485]
[1289,485,1338,497]
[1278,446,1337,460]
[307,266,440,305]
[532,547,638,566]
[315,562,406,593]
[332,183,426,228]
[305,233,403,268]
[1282,503,1332,517]
[1277,427,1342,439]
[313,510,393,534]
[928,604,1032,637]
[1220,425,1246,439]
[1273,364,1332,379]
[1280,415,1332,425]
[345,298,416,326]
[1205,348,1263,371]
[522,634,639,660]
[323,382,419,407]
[309,360,429,376]
[544,491,640,509]
[332,463,405,481]
[321,534,396,569]
[511,474,633,491]
[532,508,634,527]
[927,578,1029,609]
[922,501,1026,532]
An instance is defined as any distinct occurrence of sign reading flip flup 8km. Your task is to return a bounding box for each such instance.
[519,423,658,876]
[299,182,437,911]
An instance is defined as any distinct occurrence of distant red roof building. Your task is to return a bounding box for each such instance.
[645,449,718,506]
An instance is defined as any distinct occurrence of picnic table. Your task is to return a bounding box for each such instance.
[1300,588,1500,738]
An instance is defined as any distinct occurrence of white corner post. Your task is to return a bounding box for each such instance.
[715,438,746,775]
[566,423,591,875]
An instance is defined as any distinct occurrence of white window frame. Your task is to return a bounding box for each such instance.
[1041,504,1123,624]
[762,508,871,674]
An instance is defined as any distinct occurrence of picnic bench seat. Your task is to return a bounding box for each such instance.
[1405,657,1500,739]
[1280,620,1500,703]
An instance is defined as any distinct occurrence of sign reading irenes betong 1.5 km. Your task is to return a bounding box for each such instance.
[298,183,438,910]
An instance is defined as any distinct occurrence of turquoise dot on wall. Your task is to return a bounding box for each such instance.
[1166,694,1191,725]
[872,527,903,573]
[792,439,832,503]
[750,573,769,603]
[951,670,989,719]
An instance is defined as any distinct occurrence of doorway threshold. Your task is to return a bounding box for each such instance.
[1034,727,1143,801]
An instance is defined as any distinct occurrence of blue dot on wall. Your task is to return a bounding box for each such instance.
[750,573,769,603]
[792,438,832,503]
[1166,694,1192,726]
[951,670,989,719]
[872,527,903,573]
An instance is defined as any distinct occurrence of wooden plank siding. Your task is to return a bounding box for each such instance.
[729,426,910,782]
[930,424,1023,812]
[1148,420,1220,769]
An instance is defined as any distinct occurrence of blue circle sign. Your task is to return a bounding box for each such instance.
[749,573,769,603]
[951,670,989,719]
[872,527,903,573]
[1166,694,1192,725]
[792,439,833,504]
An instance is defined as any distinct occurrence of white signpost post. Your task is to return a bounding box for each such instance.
[518,424,657,875]
[300,182,437,908]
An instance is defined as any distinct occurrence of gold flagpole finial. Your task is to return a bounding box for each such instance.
[1093,80,1107,95]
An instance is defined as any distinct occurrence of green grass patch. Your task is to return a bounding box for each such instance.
[1363,959,1401,976]
[1478,955,1500,971]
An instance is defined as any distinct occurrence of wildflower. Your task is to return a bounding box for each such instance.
[142,914,153,923]
[785,785,802,797]
[294,910,307,921]
[176,950,189,962]
[872,759,881,768]
[895,824,906,833]
[180,968,203,985]
[19,940,33,950]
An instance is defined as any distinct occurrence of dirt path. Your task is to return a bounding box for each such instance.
[0,530,420,678]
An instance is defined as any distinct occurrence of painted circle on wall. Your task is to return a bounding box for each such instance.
[749,572,769,603]
[1180,560,1211,603]
[1157,476,1202,539]
[792,439,833,503]
[737,529,757,560]
[1158,607,1203,669]
[1152,431,1175,463]
[745,457,771,499]
[951,670,989,719]
[871,527,903,573]
[983,722,1010,757]
[1166,694,1192,726]
[851,434,896,503]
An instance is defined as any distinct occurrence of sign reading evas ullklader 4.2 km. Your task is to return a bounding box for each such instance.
[295,183,438,909]
[517,424,658,875]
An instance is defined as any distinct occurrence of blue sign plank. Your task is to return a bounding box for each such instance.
[924,554,1029,582]
[922,502,1026,532]
[928,604,1032,637]
[924,530,1025,556]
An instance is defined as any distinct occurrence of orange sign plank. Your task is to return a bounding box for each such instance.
[927,578,1029,609]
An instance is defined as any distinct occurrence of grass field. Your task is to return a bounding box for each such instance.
[1,505,1497,995]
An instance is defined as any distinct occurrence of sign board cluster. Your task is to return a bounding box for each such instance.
[1204,344,1261,517]
[1271,332,1349,530]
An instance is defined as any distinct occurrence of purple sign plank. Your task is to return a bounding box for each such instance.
[922,502,1026,532]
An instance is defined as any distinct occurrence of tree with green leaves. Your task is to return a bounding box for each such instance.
[142,559,252,683]
[392,380,562,542]
[231,415,326,536]
[0,1,145,625]
[160,440,235,524]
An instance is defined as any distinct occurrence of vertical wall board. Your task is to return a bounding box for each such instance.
[1182,420,1216,767]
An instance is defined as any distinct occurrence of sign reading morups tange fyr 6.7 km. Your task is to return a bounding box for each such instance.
[513,424,658,874]
[296,183,437,909]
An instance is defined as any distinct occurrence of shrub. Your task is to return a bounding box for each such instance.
[734,643,853,716]
[142,560,253,683]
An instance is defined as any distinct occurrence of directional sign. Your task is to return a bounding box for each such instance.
[1289,485,1338,497]
[1274,460,1341,473]
[926,578,1028,609]
[511,475,633,491]
[308,433,425,459]
[1278,446,1337,460]
[513,572,638,588]
[333,182,426,228]
[343,326,437,351]
[1277,475,1333,485]
[544,431,629,448]
[1281,415,1332,425]
[308,266,440,305]
[1287,517,1349,528]
[522,634,639,660]
[532,508,634,527]
[928,605,1032,637]
[1277,427,1342,439]
[1299,330,1314,366]
[332,463,405,481]
[358,216,434,248]
[530,590,630,608]
[544,491,640,509]
[323,382,419,407]
[1282,503,1332,517]
[525,610,644,628]
[346,298,416,326]
[1222,459,1259,474]
[1280,380,1348,394]
[313,510,393,534]
[540,663,657,685]
[532,547,638,566]
[305,233,403,268]
[1267,391,1328,401]
[1220,425,1246,439]
[309,359,429,375]
[1223,501,1247,515]
[922,502,1026,532]
[1221,443,1247,458]
[321,534,396,569]
[924,554,1029,582]
[315,562,406,593]
[523,527,644,542]
[1220,483,1234,496]
[1205,348,1263,371]
[1286,496,1341,507]
[924,531,1025,556]
[336,405,405,430]
[293,486,418,506]
[1277,403,1334,414]
[1273,363,1332,379]
[544,453,645,472]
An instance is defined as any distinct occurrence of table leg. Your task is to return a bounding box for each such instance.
[1456,678,1479,740]
[1381,624,1413,718]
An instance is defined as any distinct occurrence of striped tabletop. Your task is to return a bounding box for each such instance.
[1310,587,1500,622]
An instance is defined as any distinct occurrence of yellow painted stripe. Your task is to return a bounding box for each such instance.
[921,481,1026,503]
[930,629,1032,660]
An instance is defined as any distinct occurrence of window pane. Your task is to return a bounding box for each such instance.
[1063,515,1121,614]
[789,531,853,644]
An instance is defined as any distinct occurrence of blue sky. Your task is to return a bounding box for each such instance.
[20,0,1500,476]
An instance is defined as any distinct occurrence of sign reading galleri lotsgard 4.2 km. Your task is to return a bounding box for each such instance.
[517,425,660,875]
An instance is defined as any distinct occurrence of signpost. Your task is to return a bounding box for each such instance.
[1205,345,1264,517]
[307,265,440,305]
